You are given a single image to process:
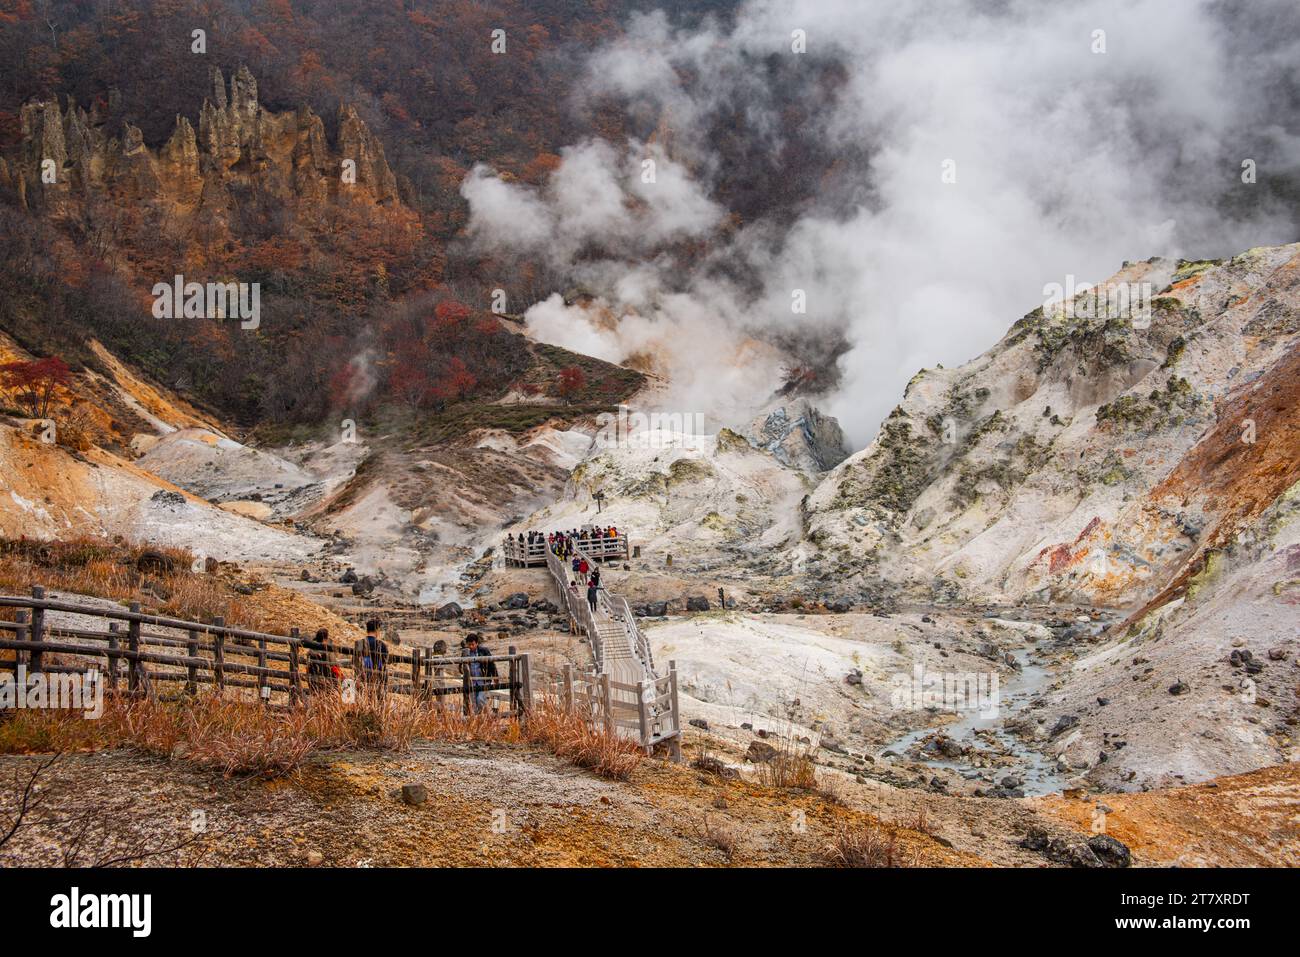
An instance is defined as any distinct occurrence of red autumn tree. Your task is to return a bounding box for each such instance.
[328,362,358,411]
[388,337,435,411]
[1,356,71,418]
[440,356,477,401]
[556,365,585,402]
[433,299,472,325]
[390,360,434,411]
[428,299,473,349]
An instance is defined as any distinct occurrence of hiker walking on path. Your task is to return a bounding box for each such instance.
[461,633,498,713]
[306,627,340,693]
[354,618,388,692]
[587,574,600,613]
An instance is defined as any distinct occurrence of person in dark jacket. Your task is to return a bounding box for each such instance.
[461,633,499,713]
[586,575,599,613]
[306,627,339,693]
[354,619,388,691]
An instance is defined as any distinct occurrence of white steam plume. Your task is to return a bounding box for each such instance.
[463,0,1299,449]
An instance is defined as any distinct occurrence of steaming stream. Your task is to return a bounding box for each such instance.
[883,646,1068,797]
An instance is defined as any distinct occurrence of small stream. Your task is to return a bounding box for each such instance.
[882,645,1069,796]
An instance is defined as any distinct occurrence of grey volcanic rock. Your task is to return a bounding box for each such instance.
[746,397,848,473]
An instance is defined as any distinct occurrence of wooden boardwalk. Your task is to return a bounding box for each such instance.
[0,587,530,714]
[0,568,681,757]
[518,531,681,758]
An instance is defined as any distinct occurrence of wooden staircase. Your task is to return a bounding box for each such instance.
[535,535,680,755]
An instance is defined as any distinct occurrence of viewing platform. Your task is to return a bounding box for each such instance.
[503,530,630,568]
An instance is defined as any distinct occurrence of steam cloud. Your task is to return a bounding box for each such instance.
[463,0,1299,450]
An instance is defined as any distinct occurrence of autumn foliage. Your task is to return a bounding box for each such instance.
[326,297,527,416]
[0,356,70,418]
[556,366,586,401]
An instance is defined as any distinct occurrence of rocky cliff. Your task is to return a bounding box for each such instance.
[745,396,848,473]
[7,65,401,228]
[802,244,1300,611]
[793,243,1300,790]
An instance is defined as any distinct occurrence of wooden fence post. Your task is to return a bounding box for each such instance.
[668,659,682,761]
[185,629,199,695]
[669,659,680,735]
[29,586,45,673]
[519,653,532,715]
[256,633,269,705]
[288,627,301,707]
[212,617,226,695]
[461,666,471,716]
[562,663,573,713]
[600,673,613,734]
[410,647,421,700]
[127,602,141,692]
[12,610,28,668]
[636,679,650,752]
[106,622,119,692]
[506,646,517,714]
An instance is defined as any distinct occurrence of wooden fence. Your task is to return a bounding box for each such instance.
[530,660,681,758]
[0,587,530,716]
[0,586,682,755]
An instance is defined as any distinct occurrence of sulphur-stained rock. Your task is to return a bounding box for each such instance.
[19,100,69,206]
[745,396,848,473]
[22,100,66,169]
[109,122,161,194]
[63,104,105,185]
[291,107,332,205]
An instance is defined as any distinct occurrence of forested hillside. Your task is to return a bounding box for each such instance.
[0,0,752,428]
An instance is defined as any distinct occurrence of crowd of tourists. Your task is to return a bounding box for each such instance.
[515,526,620,557]
[302,621,499,712]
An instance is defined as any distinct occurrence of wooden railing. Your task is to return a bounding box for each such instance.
[504,533,629,567]
[0,585,680,755]
[0,587,530,716]
[539,542,680,757]
[529,660,681,757]
[546,546,606,669]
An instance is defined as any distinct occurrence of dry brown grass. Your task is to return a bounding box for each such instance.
[823,821,921,868]
[520,702,645,780]
[0,537,285,633]
[900,805,933,836]
[691,814,739,862]
[0,689,642,781]
[0,538,330,634]
[755,734,820,790]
